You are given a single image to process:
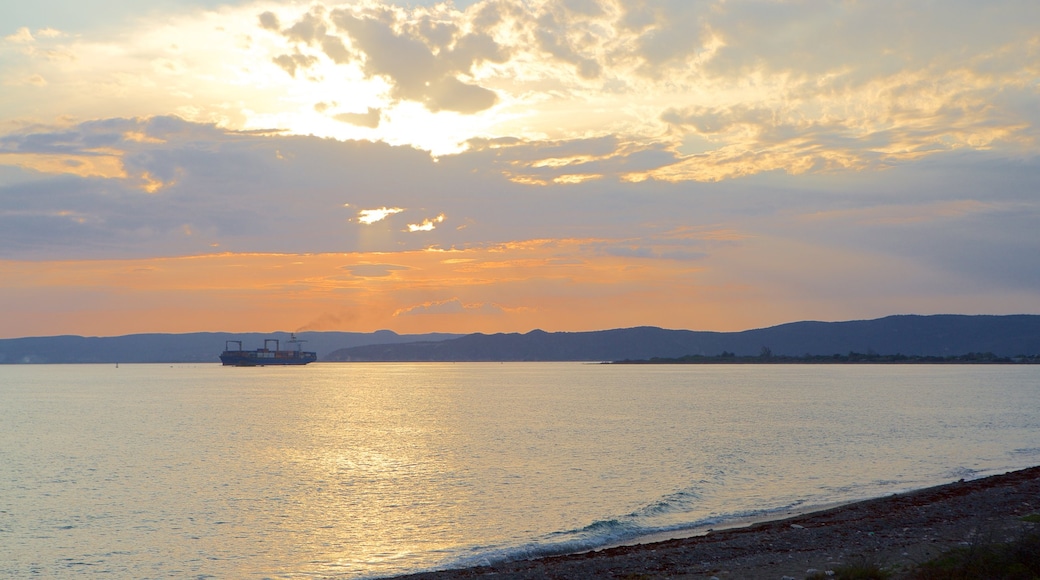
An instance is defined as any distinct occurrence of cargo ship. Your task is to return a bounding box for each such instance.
[220,333,317,366]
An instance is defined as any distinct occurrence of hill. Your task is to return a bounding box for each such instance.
[324,315,1040,362]
[0,331,461,364]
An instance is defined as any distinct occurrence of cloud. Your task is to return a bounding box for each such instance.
[320,34,353,64]
[407,213,445,232]
[344,263,410,277]
[2,113,1039,326]
[328,7,502,114]
[455,135,679,185]
[393,298,509,317]
[531,9,603,79]
[357,207,404,224]
[259,5,507,114]
[0,117,461,258]
[296,311,358,332]
[258,11,280,30]
[282,9,327,44]
[423,76,497,114]
[601,245,708,261]
[4,27,35,43]
[35,28,63,39]
[2,0,1035,175]
[797,200,997,228]
[22,74,47,86]
[272,52,319,78]
[335,107,381,128]
[621,1,714,72]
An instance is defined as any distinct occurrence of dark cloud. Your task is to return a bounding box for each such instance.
[283,10,327,44]
[415,15,458,49]
[0,117,454,258]
[621,0,711,72]
[258,6,509,114]
[258,11,279,31]
[272,53,319,78]
[445,32,509,74]
[533,11,602,79]
[265,8,356,72]
[320,34,352,64]
[424,77,496,114]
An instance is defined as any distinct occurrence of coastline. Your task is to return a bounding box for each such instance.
[388,465,1040,580]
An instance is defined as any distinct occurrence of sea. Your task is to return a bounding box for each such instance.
[2,363,1039,579]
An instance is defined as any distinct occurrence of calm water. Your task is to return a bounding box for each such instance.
[2,363,1039,578]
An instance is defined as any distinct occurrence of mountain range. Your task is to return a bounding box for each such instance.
[2,315,1038,364]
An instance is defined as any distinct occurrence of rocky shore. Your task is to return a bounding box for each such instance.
[390,465,1040,580]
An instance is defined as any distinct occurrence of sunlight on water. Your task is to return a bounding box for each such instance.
[1,363,1038,578]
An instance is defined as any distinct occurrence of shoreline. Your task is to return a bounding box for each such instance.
[597,498,858,551]
[389,465,1040,579]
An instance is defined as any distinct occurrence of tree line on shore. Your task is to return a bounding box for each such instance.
[613,349,1040,364]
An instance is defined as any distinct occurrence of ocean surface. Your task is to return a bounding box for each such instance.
[2,363,1039,578]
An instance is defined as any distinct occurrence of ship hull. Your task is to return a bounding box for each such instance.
[219,351,317,366]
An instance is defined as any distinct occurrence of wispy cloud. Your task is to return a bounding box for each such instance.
[393,298,512,317]
[344,263,410,277]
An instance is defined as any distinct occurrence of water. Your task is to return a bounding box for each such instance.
[2,363,1039,578]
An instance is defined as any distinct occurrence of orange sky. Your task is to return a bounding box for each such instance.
[4,226,1036,337]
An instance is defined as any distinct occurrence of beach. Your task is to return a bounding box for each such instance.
[392,465,1040,580]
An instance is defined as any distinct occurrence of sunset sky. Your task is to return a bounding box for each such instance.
[2,0,1038,338]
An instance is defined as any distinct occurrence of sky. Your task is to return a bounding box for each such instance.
[1,0,1038,338]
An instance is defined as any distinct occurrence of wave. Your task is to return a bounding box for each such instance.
[627,486,704,518]
[432,487,819,576]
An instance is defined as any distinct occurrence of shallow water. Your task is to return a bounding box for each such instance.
[1,363,1038,578]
